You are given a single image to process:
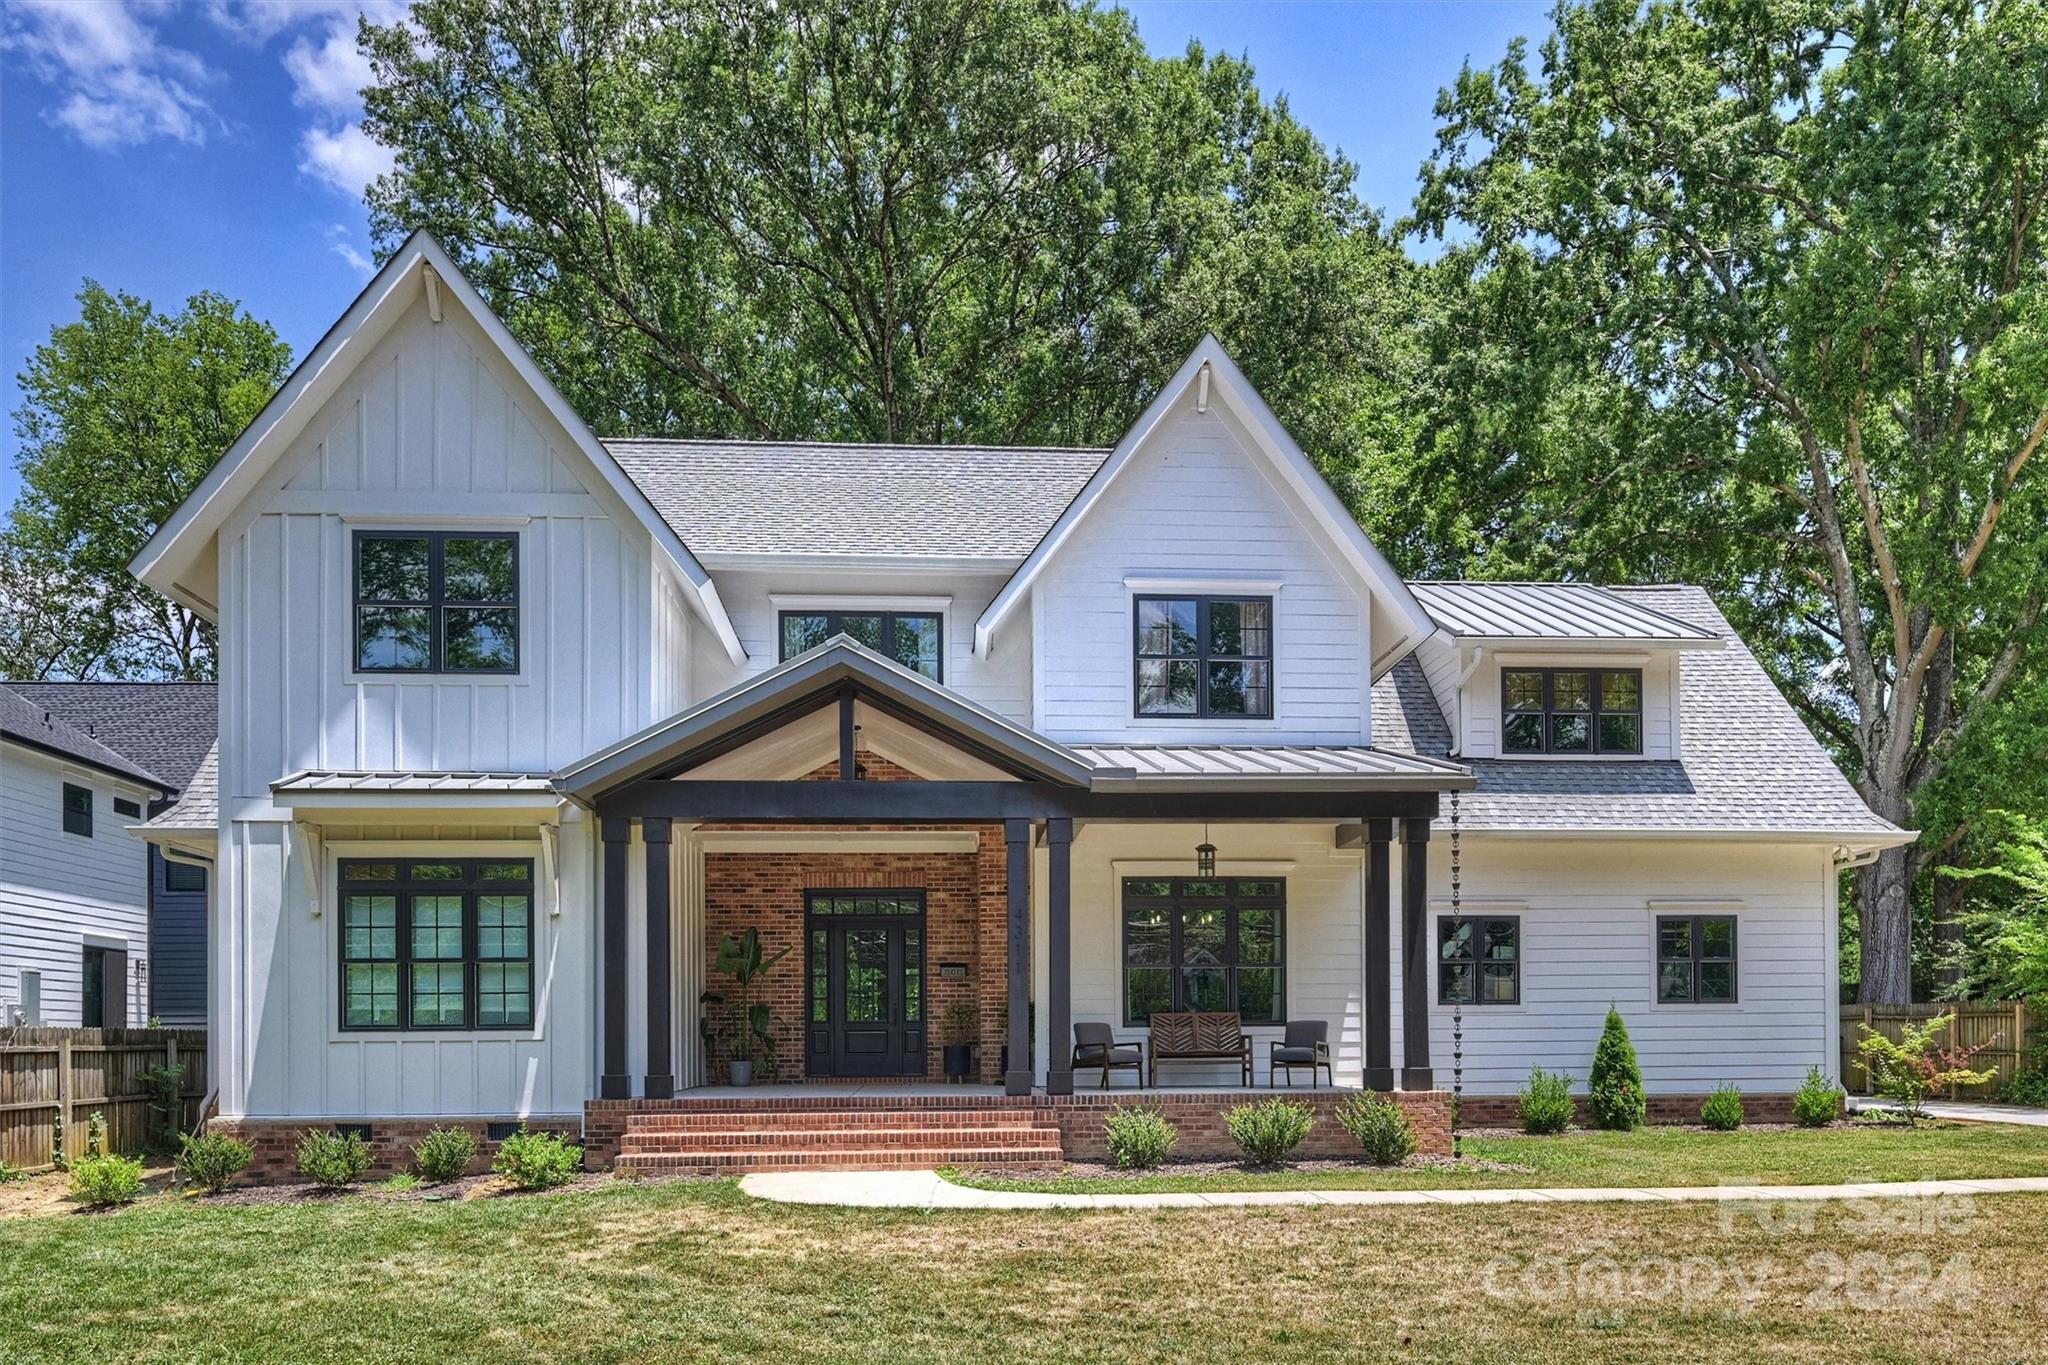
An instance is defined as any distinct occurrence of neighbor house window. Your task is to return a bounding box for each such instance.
[1657,914,1736,1003]
[1121,877,1284,1024]
[353,531,519,673]
[61,783,92,837]
[164,859,207,893]
[1439,916,1520,1005]
[1501,668,1641,754]
[1133,596,1273,718]
[339,859,535,1030]
[779,610,942,680]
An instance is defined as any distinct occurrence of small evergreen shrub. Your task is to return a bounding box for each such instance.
[1336,1093,1415,1165]
[413,1126,480,1183]
[1224,1098,1314,1165]
[1700,1083,1744,1131]
[176,1132,253,1193]
[69,1154,144,1206]
[1517,1067,1576,1135]
[1793,1066,1844,1127]
[297,1129,372,1188]
[491,1128,582,1189]
[1103,1105,1177,1169]
[2003,1069,2048,1108]
[1588,1007,1646,1131]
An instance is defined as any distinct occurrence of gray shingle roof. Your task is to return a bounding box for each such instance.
[141,742,216,830]
[0,683,172,790]
[1373,585,1901,838]
[1411,580,1720,644]
[604,439,1110,559]
[7,682,216,792]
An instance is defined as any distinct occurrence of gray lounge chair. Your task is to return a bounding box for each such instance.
[1072,1022,1144,1089]
[1268,1020,1333,1087]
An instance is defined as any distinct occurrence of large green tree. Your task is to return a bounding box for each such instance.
[6,283,292,680]
[358,0,1417,497]
[1410,0,2048,1002]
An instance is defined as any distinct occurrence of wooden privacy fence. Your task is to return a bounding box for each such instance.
[1840,1001,2035,1097]
[0,1028,208,1171]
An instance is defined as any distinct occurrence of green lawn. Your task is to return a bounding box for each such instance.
[4,1176,2047,1362]
[945,1122,2048,1194]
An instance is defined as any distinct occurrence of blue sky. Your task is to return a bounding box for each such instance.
[0,0,1550,505]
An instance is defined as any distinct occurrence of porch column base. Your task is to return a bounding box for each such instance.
[600,1073,633,1100]
[1401,1067,1434,1091]
[643,1074,674,1100]
[1045,1069,1074,1096]
[1005,1070,1033,1097]
[1362,1066,1396,1092]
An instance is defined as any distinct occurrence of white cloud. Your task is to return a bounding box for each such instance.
[283,20,376,114]
[301,123,396,198]
[0,0,217,149]
[277,3,406,201]
[326,224,375,277]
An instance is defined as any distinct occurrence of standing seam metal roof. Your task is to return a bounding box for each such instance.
[1410,581,1721,642]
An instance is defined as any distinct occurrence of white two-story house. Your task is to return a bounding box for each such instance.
[132,234,1906,1175]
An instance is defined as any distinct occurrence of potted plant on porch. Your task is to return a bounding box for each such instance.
[941,1001,979,1081]
[701,928,789,1087]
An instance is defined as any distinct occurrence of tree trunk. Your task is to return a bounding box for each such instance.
[1857,846,1915,1004]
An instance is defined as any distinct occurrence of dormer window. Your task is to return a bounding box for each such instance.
[1502,668,1641,754]
[1134,595,1273,718]
[354,531,519,674]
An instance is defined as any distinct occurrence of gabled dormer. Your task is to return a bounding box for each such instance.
[1407,582,1724,760]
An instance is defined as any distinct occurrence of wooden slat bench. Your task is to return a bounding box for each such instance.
[1147,1012,1252,1087]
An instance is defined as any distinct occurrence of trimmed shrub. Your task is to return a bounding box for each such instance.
[1793,1066,1845,1127]
[297,1129,372,1188]
[1224,1098,1314,1165]
[491,1129,583,1189]
[1700,1083,1744,1131]
[1517,1067,1576,1135]
[413,1126,480,1184]
[1103,1105,1177,1170]
[176,1132,253,1193]
[1588,1007,1646,1131]
[1336,1093,1415,1165]
[69,1154,144,1206]
[2003,1069,2048,1108]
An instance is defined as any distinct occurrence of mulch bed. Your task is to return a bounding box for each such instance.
[962,1152,1537,1182]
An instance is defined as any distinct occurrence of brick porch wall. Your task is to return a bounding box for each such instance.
[702,757,1008,1084]
[1455,1091,1808,1128]
[1050,1090,1455,1160]
[209,1117,583,1182]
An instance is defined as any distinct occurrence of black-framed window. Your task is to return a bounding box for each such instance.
[164,859,207,893]
[1657,914,1737,1003]
[1502,668,1641,754]
[1134,595,1274,718]
[61,783,92,837]
[779,610,942,680]
[82,947,107,1026]
[113,797,141,819]
[353,531,519,674]
[339,859,535,1030]
[1439,915,1520,1005]
[1121,877,1284,1024]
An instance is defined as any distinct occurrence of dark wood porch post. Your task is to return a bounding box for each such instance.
[1363,818,1395,1091]
[1045,818,1073,1096]
[1401,817,1434,1090]
[600,816,632,1099]
[1004,818,1032,1096]
[642,816,674,1099]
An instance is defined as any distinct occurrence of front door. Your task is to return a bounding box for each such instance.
[805,891,926,1078]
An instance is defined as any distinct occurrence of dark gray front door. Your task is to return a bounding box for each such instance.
[805,891,925,1078]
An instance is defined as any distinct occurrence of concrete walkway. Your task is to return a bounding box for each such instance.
[739,1169,2048,1211]
[1850,1097,2048,1126]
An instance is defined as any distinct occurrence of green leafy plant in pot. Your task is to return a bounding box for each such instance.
[701,928,790,1086]
[940,1001,979,1081]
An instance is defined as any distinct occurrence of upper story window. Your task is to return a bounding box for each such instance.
[1501,668,1641,754]
[61,783,92,837]
[779,610,942,681]
[353,531,519,674]
[1134,595,1273,718]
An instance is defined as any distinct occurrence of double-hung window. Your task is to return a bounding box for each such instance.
[1121,877,1284,1024]
[1502,668,1641,754]
[1656,914,1737,1003]
[61,783,92,837]
[339,859,535,1030]
[1134,595,1274,718]
[354,531,519,673]
[778,610,942,680]
[1438,915,1520,1005]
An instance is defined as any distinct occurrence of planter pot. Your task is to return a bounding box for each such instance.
[728,1058,753,1087]
[942,1044,974,1080]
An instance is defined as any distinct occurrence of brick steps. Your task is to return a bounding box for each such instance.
[622,1108,1038,1133]
[614,1099,1063,1174]
[625,1126,1053,1151]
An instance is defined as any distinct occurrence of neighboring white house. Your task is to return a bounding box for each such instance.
[128,234,1908,1161]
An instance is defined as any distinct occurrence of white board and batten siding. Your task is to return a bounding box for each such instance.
[1030,393,1376,746]
[0,742,154,1026]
